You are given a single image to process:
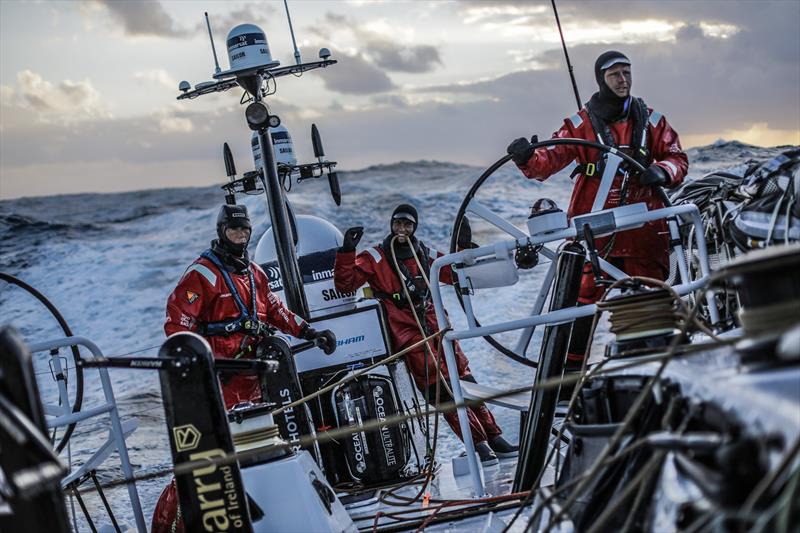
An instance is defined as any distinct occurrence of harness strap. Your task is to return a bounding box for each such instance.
[198,250,266,337]
[373,242,433,312]
[584,97,653,179]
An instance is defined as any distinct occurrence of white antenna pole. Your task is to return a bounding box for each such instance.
[205,12,222,74]
[283,0,302,65]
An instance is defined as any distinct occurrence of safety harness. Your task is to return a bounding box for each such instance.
[371,242,432,312]
[571,96,652,180]
[196,250,272,338]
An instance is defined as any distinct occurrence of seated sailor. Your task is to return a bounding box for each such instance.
[334,203,518,463]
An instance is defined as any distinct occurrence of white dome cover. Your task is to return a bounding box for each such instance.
[254,214,343,264]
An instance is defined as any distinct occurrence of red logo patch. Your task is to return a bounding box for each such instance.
[186,291,198,304]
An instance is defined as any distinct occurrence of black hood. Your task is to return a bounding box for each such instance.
[216,204,252,258]
[390,203,418,236]
[210,239,250,274]
[590,50,632,121]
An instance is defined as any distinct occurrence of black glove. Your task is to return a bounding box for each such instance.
[340,226,364,253]
[456,216,478,249]
[506,136,537,166]
[303,327,337,355]
[639,163,669,186]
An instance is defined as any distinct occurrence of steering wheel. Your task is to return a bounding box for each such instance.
[0,272,84,453]
[448,137,658,367]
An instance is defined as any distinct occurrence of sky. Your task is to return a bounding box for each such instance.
[1,0,798,199]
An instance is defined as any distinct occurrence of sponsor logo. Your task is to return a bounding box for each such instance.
[265,265,283,292]
[173,424,201,452]
[188,448,245,531]
[352,432,366,474]
[337,335,365,347]
[186,291,198,304]
[279,388,302,451]
[232,212,246,218]
[130,359,163,369]
[322,288,356,301]
[179,313,193,328]
[373,388,397,467]
[311,268,334,281]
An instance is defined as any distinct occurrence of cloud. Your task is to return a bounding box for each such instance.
[90,0,190,38]
[370,94,410,108]
[5,70,111,123]
[134,69,177,90]
[316,51,395,94]
[312,13,442,74]
[367,41,442,74]
[159,116,194,134]
[205,6,278,36]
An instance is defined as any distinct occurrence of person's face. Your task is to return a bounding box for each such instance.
[391,218,415,242]
[603,64,632,98]
[225,226,251,245]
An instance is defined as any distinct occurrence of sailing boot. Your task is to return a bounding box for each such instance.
[488,435,519,458]
[459,441,498,465]
[475,441,499,465]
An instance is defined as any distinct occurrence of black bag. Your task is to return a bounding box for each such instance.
[332,375,409,483]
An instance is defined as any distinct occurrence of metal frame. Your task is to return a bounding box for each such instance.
[431,190,716,497]
[29,336,145,532]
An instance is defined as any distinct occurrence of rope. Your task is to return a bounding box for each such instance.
[66,337,730,498]
[271,329,446,417]
[738,298,800,338]
[597,288,679,339]
[534,278,701,532]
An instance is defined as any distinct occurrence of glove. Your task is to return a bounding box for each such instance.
[340,226,364,253]
[303,327,337,355]
[456,216,478,249]
[506,136,537,166]
[639,163,669,186]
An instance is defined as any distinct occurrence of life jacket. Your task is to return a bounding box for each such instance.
[371,242,432,312]
[572,97,652,180]
[196,250,273,339]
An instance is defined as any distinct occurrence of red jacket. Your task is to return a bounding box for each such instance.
[165,254,308,408]
[334,243,470,385]
[518,106,688,265]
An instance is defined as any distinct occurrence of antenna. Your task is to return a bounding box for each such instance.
[283,0,302,65]
[205,12,222,75]
[551,0,582,111]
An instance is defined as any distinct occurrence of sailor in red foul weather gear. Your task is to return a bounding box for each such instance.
[507,50,688,366]
[334,204,518,463]
[152,204,336,533]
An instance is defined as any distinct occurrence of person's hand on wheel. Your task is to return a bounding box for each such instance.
[506,135,538,166]
[639,163,669,186]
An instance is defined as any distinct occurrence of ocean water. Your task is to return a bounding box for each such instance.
[0,141,789,529]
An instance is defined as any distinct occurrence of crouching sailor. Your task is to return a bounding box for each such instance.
[334,203,518,464]
[152,204,336,533]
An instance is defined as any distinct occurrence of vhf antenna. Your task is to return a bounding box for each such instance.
[283,0,302,65]
[205,12,222,75]
[551,0,582,111]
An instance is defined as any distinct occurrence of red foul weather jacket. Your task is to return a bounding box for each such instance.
[164,253,308,409]
[334,243,470,387]
[517,106,688,270]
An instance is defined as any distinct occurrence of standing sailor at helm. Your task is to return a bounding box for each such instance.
[506,50,688,369]
[334,204,518,464]
[164,204,336,409]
